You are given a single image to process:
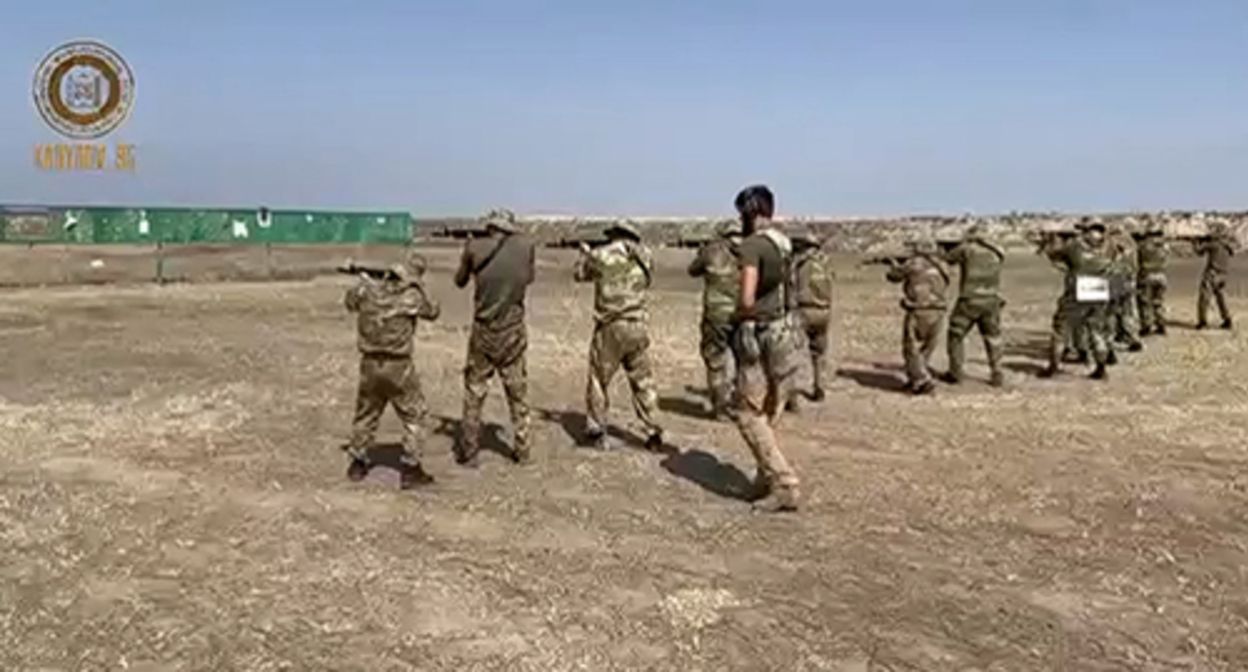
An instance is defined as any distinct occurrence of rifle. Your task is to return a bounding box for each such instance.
[860,254,907,267]
[336,259,421,284]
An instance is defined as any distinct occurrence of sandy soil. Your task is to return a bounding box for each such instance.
[0,245,1245,671]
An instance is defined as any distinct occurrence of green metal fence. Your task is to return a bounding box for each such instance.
[0,206,411,244]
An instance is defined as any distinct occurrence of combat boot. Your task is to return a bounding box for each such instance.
[1139,326,1152,337]
[1106,349,1118,365]
[989,370,1004,387]
[939,371,962,384]
[1128,342,1143,352]
[1222,319,1233,330]
[1195,321,1207,330]
[912,380,936,395]
[644,431,664,452]
[399,464,435,489]
[810,387,826,402]
[1155,324,1166,335]
[346,458,370,482]
[1038,364,1059,379]
[751,486,799,513]
[509,446,533,465]
[1090,363,1107,380]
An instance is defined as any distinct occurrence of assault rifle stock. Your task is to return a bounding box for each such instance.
[337,260,421,284]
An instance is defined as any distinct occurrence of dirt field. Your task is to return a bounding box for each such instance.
[1,244,1245,671]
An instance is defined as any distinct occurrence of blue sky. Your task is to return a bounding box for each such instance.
[2,1,1246,216]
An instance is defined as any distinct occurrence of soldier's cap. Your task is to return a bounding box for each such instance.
[1145,220,1165,235]
[605,220,642,241]
[480,208,518,233]
[388,262,417,282]
[403,251,428,276]
[965,221,987,238]
[907,238,939,254]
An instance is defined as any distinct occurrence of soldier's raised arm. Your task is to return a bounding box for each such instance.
[573,245,595,283]
[687,244,708,277]
[885,259,907,283]
[344,282,366,313]
[453,242,474,288]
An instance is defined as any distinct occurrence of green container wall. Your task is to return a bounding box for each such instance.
[0,207,411,244]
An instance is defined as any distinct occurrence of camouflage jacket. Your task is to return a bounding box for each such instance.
[345,277,440,357]
[1109,235,1138,278]
[886,254,949,310]
[945,238,1003,301]
[792,248,834,310]
[688,237,740,323]
[1136,237,1168,275]
[1047,237,1113,296]
[574,239,653,323]
[1196,236,1235,275]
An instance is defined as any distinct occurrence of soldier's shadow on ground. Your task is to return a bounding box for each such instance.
[836,363,909,393]
[658,392,715,420]
[360,443,417,471]
[659,449,756,501]
[535,407,753,500]
[430,415,513,458]
[535,407,663,452]
[1001,331,1053,375]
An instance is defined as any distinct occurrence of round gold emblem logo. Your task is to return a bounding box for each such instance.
[33,39,135,140]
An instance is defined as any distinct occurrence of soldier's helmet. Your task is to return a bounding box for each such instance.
[1145,219,1165,236]
[965,221,987,239]
[605,219,642,241]
[481,208,518,233]
[715,219,740,238]
[907,236,939,255]
[1106,221,1125,236]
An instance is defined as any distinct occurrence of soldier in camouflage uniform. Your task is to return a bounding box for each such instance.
[687,219,742,420]
[574,221,664,451]
[1136,220,1169,336]
[885,238,950,395]
[787,227,836,407]
[1040,218,1114,380]
[1107,222,1143,352]
[342,255,440,489]
[453,208,537,466]
[1195,219,1235,330]
[941,222,1005,387]
[731,184,802,512]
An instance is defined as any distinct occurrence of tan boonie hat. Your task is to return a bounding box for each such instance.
[965,221,987,238]
[605,219,642,241]
[403,250,428,277]
[715,219,739,238]
[790,226,819,245]
[481,208,518,233]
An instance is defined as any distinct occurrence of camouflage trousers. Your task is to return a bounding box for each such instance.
[1109,287,1141,345]
[586,318,661,438]
[903,308,945,389]
[946,297,1003,379]
[734,315,801,493]
[797,307,832,395]
[1051,300,1110,368]
[1198,272,1231,325]
[462,318,530,458]
[1136,272,1167,332]
[347,354,428,467]
[699,317,738,416]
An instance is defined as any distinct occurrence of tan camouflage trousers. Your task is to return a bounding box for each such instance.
[347,354,428,466]
[699,317,738,415]
[798,307,832,395]
[1136,273,1167,332]
[903,308,945,389]
[734,316,801,493]
[1050,300,1110,368]
[946,297,1002,379]
[463,319,530,458]
[1198,272,1231,325]
[1110,288,1140,345]
[586,318,661,437]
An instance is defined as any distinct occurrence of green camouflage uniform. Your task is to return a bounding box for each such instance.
[1135,228,1169,335]
[687,223,742,418]
[453,209,536,465]
[943,229,1005,386]
[574,224,663,447]
[343,263,440,485]
[1107,227,1142,349]
[791,240,835,400]
[1043,227,1114,378]
[886,243,950,394]
[734,224,802,509]
[1195,224,1235,329]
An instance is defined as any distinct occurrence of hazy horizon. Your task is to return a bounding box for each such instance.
[4,1,1246,217]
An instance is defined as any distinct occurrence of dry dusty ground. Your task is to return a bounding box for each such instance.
[1,244,1246,671]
